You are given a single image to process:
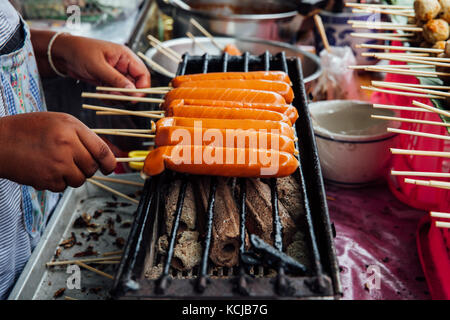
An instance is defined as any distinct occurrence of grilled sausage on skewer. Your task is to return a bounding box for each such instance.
[143,145,299,177]
[175,79,294,103]
[170,71,292,87]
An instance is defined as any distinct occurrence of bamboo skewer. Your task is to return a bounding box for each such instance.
[351,9,414,17]
[102,250,124,257]
[391,148,450,158]
[186,32,210,53]
[404,178,450,190]
[148,39,182,63]
[189,18,224,51]
[373,103,432,113]
[347,20,416,27]
[391,170,450,178]
[369,55,450,68]
[436,221,450,228]
[350,33,412,41]
[96,86,170,94]
[115,157,146,162]
[91,129,155,133]
[371,82,450,97]
[46,256,122,267]
[64,296,78,300]
[96,111,163,116]
[356,44,442,53]
[87,178,140,205]
[82,92,165,104]
[412,100,450,117]
[373,54,450,63]
[387,127,450,141]
[372,81,450,90]
[363,52,430,57]
[351,24,422,32]
[364,67,450,78]
[350,64,433,70]
[137,52,176,78]
[430,211,450,218]
[147,35,182,60]
[83,104,164,119]
[92,129,155,139]
[361,85,444,99]
[75,261,114,280]
[90,175,145,187]
[345,3,412,10]
[371,114,450,127]
[314,14,331,53]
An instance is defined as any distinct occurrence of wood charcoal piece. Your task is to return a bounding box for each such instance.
[172,231,202,271]
[286,232,312,271]
[164,180,197,235]
[245,179,296,247]
[276,175,305,222]
[195,177,240,267]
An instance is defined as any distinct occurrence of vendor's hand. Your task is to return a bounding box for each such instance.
[0,112,116,192]
[53,35,151,95]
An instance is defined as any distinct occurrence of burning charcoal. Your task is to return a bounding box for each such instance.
[195,177,240,267]
[93,210,103,219]
[73,245,97,258]
[286,232,310,269]
[164,180,197,235]
[114,237,125,248]
[59,232,77,249]
[53,288,65,299]
[115,214,122,223]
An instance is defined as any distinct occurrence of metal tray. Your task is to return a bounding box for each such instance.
[8,173,142,300]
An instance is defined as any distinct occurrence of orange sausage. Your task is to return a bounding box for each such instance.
[176,79,294,103]
[166,104,291,124]
[156,117,295,139]
[143,145,299,178]
[155,125,295,154]
[163,88,286,107]
[223,44,242,56]
[171,71,292,87]
[169,99,299,124]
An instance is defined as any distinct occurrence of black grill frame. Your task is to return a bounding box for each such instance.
[110,52,341,299]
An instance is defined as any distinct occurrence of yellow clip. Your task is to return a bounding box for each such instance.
[127,150,150,170]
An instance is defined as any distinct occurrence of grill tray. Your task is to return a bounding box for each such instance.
[111,52,341,299]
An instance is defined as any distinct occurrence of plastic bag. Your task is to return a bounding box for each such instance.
[312,46,362,101]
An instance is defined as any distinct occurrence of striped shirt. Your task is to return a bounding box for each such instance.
[0,2,19,50]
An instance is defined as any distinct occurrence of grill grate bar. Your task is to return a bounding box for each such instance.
[156,176,188,293]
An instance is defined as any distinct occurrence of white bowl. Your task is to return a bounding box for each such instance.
[309,100,398,187]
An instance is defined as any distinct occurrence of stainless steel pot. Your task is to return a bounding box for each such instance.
[157,0,302,43]
[145,36,322,92]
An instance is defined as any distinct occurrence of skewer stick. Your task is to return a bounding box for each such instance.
[371,82,450,97]
[87,178,140,205]
[372,81,450,90]
[387,127,450,141]
[96,86,170,94]
[82,92,164,104]
[186,32,210,53]
[404,178,450,190]
[314,14,331,53]
[90,175,145,187]
[147,35,182,60]
[102,250,124,257]
[356,44,442,53]
[189,18,224,51]
[370,55,450,68]
[351,24,422,31]
[149,39,182,63]
[83,104,164,119]
[349,64,433,70]
[436,221,450,228]
[92,129,155,139]
[412,100,450,117]
[364,67,450,78]
[390,148,450,158]
[137,52,176,78]
[430,211,450,219]
[115,157,146,162]
[361,85,444,99]
[91,129,155,133]
[350,33,412,41]
[75,261,114,280]
[351,32,415,37]
[95,110,164,116]
[345,3,412,9]
[374,53,450,63]
[371,114,450,127]
[391,170,450,178]
[363,52,430,57]
[347,20,416,26]
[351,9,414,17]
[46,256,122,267]
[373,103,432,113]
[64,296,78,300]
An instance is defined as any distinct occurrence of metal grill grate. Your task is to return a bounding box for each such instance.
[111,52,341,299]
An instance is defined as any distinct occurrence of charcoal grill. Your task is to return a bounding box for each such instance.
[110,52,341,299]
